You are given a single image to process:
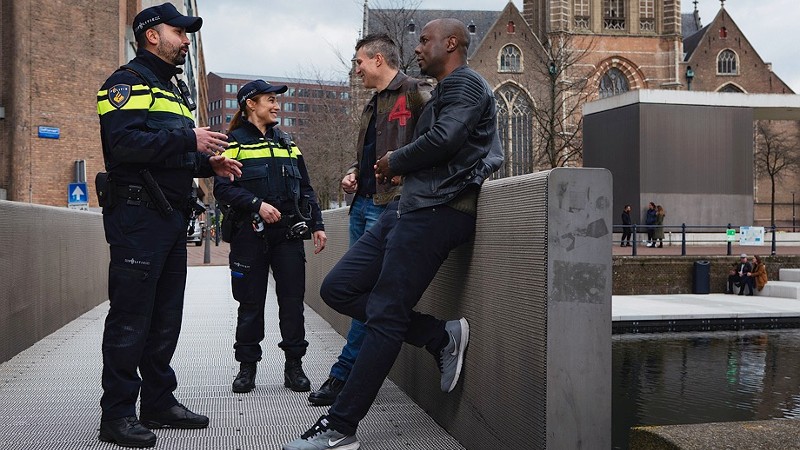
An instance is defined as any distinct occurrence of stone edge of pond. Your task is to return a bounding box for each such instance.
[629,419,800,449]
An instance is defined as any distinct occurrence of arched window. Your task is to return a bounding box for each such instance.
[507,21,516,33]
[718,49,738,75]
[719,27,727,38]
[599,68,629,98]
[494,84,534,178]
[718,83,744,93]
[499,45,522,73]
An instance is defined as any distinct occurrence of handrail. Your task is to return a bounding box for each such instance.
[615,223,778,256]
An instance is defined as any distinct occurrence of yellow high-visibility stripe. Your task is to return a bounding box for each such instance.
[222,142,302,160]
[97,85,192,120]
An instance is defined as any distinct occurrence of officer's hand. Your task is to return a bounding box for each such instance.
[209,156,242,181]
[312,230,327,254]
[341,173,358,194]
[375,151,395,185]
[194,127,229,155]
[259,202,281,224]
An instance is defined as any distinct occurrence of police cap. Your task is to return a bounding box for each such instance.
[133,3,202,40]
[237,80,289,109]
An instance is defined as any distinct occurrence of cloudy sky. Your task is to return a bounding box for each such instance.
[195,0,799,92]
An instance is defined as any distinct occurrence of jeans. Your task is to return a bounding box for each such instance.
[321,201,476,435]
[330,194,387,381]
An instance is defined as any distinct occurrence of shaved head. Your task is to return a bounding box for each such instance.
[437,18,470,56]
[416,18,470,80]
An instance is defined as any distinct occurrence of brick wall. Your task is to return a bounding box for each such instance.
[613,254,800,295]
[1,0,121,207]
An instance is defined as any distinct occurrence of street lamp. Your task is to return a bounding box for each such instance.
[685,66,694,91]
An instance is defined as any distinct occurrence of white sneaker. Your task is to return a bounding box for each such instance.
[283,416,359,450]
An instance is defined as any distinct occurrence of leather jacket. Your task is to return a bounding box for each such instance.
[347,72,432,206]
[389,65,504,215]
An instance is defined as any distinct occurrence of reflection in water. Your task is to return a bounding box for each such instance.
[613,330,800,449]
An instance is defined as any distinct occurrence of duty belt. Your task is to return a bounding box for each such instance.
[113,184,181,212]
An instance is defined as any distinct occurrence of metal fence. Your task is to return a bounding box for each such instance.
[616,224,780,256]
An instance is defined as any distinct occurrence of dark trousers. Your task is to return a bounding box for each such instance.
[621,227,632,244]
[728,274,742,293]
[101,203,188,421]
[321,201,475,435]
[229,225,308,362]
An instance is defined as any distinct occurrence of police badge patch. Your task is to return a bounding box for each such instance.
[108,84,132,109]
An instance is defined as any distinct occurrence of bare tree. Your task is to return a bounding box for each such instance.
[755,121,800,227]
[368,0,422,73]
[530,33,596,169]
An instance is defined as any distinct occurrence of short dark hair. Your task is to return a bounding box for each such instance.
[355,33,400,69]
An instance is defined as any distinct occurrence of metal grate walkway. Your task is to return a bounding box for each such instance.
[0,266,465,450]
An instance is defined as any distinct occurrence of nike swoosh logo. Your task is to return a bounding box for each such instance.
[328,436,347,446]
[450,335,458,356]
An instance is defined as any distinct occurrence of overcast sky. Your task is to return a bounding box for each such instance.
[195,0,799,92]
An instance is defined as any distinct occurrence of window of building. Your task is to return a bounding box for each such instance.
[468,20,476,34]
[574,0,590,30]
[284,117,296,126]
[225,114,233,123]
[407,20,415,34]
[494,83,534,179]
[298,104,309,112]
[717,49,738,75]
[326,91,338,99]
[340,91,350,100]
[603,0,626,30]
[719,27,727,38]
[639,0,654,32]
[225,99,237,109]
[284,103,295,112]
[599,68,629,98]
[718,83,744,93]
[499,45,522,73]
[287,87,296,97]
[507,21,515,33]
[225,83,237,93]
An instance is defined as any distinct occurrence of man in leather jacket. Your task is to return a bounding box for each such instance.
[308,33,432,407]
[284,18,503,450]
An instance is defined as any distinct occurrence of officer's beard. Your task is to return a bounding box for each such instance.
[157,39,187,67]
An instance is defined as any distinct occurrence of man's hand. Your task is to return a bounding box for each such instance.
[209,155,242,181]
[194,127,229,155]
[312,230,327,254]
[374,151,395,185]
[341,173,358,194]
[258,201,281,224]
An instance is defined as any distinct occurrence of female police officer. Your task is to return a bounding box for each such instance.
[214,79,327,394]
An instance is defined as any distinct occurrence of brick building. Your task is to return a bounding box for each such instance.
[0,0,206,208]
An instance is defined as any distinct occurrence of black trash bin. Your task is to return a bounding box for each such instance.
[693,260,710,294]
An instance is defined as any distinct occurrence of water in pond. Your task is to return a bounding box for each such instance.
[613,329,800,449]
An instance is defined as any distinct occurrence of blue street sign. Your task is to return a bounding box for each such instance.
[68,182,88,204]
[38,126,60,139]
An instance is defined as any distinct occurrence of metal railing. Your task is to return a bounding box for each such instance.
[616,224,779,256]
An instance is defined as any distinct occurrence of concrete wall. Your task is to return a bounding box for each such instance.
[0,200,109,363]
[304,168,613,449]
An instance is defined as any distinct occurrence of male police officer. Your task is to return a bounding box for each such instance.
[96,3,241,448]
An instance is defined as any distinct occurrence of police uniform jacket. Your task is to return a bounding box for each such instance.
[97,49,214,208]
[347,72,432,206]
[214,120,324,232]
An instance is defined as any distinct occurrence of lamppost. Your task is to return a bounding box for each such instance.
[685,66,694,91]
[793,191,796,232]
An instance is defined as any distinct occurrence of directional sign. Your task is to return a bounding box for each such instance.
[38,126,60,139]
[68,182,88,204]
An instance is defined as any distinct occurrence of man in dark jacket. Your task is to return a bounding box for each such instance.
[645,202,657,247]
[283,18,503,450]
[621,204,632,247]
[96,3,240,448]
[308,33,432,407]
[727,254,753,294]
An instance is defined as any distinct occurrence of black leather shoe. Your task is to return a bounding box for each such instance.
[98,416,156,448]
[140,403,209,429]
[232,362,257,393]
[308,376,346,406]
[284,358,311,392]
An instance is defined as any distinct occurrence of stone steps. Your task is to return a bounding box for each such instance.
[757,269,800,299]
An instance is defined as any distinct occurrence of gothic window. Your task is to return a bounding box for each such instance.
[499,45,522,73]
[719,83,744,93]
[599,68,629,98]
[604,0,625,30]
[717,49,738,75]
[494,84,534,178]
[639,0,655,32]
[574,0,590,30]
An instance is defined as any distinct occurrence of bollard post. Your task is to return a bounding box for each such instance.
[203,204,211,264]
[632,224,637,256]
[681,223,686,256]
[727,223,732,256]
[772,225,777,255]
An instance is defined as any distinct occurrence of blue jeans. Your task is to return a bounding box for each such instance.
[321,201,476,434]
[330,194,387,381]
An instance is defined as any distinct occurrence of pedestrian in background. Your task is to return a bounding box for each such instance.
[95,3,241,447]
[620,204,632,247]
[653,205,666,248]
[645,202,657,247]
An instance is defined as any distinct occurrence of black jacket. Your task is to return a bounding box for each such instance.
[97,49,212,206]
[389,66,504,214]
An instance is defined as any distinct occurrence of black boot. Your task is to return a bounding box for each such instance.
[98,416,157,448]
[284,358,311,392]
[232,362,257,393]
[308,376,346,406]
